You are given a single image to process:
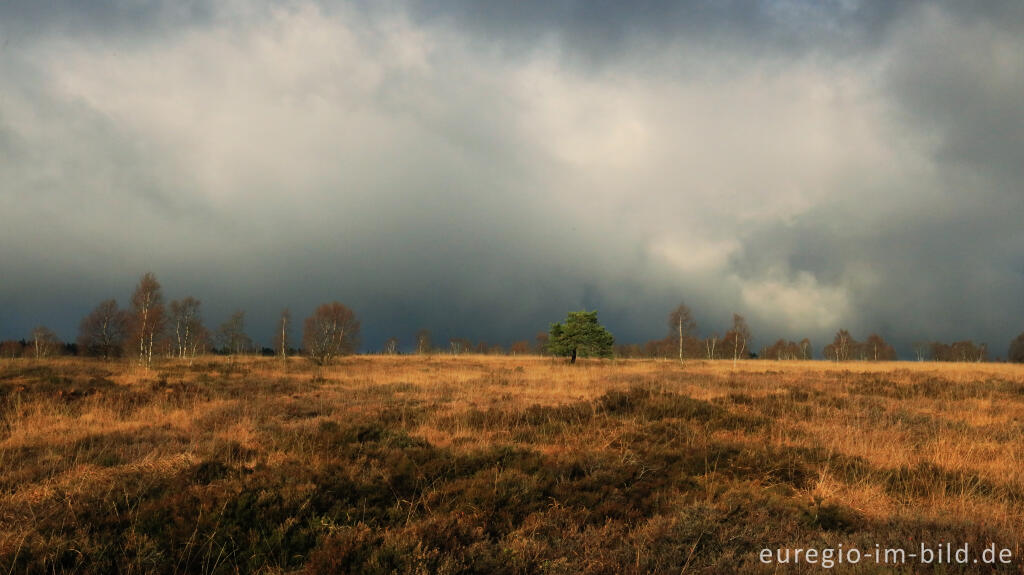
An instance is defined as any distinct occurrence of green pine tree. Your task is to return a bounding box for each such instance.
[548,310,614,363]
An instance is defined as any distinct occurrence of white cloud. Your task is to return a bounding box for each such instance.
[740,271,850,332]
[650,236,740,275]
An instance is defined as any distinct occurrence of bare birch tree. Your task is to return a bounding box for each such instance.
[78,299,129,359]
[913,341,930,362]
[667,302,697,363]
[169,297,205,364]
[31,326,60,359]
[725,313,751,369]
[705,334,718,359]
[449,337,472,355]
[828,329,852,361]
[217,310,252,357]
[273,308,291,360]
[129,272,165,368]
[303,302,360,365]
[415,329,432,355]
[799,338,812,360]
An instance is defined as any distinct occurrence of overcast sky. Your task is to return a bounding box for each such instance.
[1,1,1022,357]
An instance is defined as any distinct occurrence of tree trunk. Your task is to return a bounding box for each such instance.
[678,321,683,364]
[570,348,577,364]
[139,306,148,366]
[280,320,287,360]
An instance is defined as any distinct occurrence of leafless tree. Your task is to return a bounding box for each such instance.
[382,337,399,355]
[923,340,984,362]
[449,337,472,355]
[31,326,60,359]
[303,302,361,365]
[644,337,672,358]
[415,329,432,355]
[799,338,812,360]
[667,302,697,364]
[705,333,719,359]
[0,340,22,359]
[929,341,949,361]
[78,299,129,359]
[913,341,930,362]
[764,339,803,360]
[724,313,751,368]
[169,297,205,364]
[824,329,853,361]
[614,343,643,358]
[129,272,165,368]
[510,341,530,356]
[190,325,211,360]
[975,342,988,362]
[273,308,291,360]
[948,340,987,362]
[1009,333,1024,363]
[863,333,896,361]
[534,332,549,356]
[217,310,252,357]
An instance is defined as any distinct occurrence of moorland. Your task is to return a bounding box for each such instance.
[2,356,1024,573]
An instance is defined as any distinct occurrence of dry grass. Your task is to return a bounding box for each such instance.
[2,355,1024,573]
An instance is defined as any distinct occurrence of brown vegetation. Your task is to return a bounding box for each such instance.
[2,356,1024,573]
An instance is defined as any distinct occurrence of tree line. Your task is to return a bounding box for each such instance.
[0,273,359,367]
[2,276,1023,364]
[612,302,1016,363]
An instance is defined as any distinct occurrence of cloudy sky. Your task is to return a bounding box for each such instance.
[1,1,1022,357]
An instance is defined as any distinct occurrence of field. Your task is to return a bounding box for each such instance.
[2,356,1024,573]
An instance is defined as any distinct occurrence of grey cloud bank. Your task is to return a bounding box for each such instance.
[0,1,1022,356]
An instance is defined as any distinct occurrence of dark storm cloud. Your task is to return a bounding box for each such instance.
[409,0,916,60]
[730,195,1024,356]
[1,0,1023,357]
[884,6,1024,183]
[0,0,214,39]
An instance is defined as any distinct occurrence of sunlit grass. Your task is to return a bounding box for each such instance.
[1,355,1023,573]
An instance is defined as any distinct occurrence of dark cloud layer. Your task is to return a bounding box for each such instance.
[1,1,1022,357]
[410,0,915,60]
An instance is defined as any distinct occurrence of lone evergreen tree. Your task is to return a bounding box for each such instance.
[548,310,614,363]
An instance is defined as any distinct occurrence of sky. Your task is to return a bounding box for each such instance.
[1,0,1022,357]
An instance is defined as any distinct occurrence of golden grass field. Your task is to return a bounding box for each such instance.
[3,355,1024,573]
